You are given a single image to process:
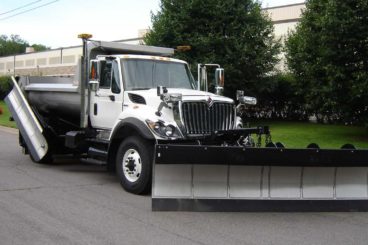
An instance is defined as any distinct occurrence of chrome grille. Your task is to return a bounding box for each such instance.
[181,102,235,135]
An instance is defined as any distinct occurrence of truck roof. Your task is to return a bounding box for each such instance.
[88,41,174,59]
[97,54,187,64]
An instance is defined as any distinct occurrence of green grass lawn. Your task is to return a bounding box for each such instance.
[0,100,16,128]
[249,120,368,149]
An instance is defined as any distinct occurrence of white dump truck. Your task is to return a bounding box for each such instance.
[6,36,368,211]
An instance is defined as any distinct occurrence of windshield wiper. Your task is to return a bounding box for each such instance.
[132,87,151,90]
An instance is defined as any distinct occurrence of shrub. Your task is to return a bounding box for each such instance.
[0,76,12,100]
[241,73,308,121]
[285,0,368,124]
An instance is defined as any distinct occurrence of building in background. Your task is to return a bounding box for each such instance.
[265,3,305,70]
[0,33,147,76]
[0,3,305,76]
[265,3,305,41]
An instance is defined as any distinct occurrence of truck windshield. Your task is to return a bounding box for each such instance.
[121,59,196,90]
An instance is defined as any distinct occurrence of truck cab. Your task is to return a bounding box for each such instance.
[85,54,240,193]
[89,55,195,130]
[88,54,237,140]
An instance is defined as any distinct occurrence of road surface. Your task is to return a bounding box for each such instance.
[0,127,367,245]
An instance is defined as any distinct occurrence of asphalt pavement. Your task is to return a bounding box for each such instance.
[1,127,368,245]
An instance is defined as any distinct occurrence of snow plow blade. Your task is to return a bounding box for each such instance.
[5,77,48,162]
[152,144,368,212]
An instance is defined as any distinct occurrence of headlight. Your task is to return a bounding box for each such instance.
[146,120,181,139]
[163,125,175,137]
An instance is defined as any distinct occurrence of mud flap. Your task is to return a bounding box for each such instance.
[152,145,368,211]
[5,77,48,162]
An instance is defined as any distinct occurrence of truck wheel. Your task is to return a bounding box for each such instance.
[116,136,153,194]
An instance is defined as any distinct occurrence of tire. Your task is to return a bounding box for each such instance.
[116,136,153,194]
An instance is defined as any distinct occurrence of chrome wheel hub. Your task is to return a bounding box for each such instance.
[122,149,142,182]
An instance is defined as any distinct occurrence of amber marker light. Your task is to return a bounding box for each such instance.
[176,45,191,52]
[78,33,93,39]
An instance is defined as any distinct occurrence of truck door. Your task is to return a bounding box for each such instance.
[90,59,123,129]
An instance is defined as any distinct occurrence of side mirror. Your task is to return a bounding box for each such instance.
[199,65,208,92]
[89,61,99,80]
[239,96,257,105]
[215,68,224,87]
[89,60,100,92]
[237,90,257,105]
[215,68,224,95]
[89,80,99,92]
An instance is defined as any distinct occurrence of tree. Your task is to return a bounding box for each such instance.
[31,44,49,52]
[285,0,368,124]
[145,0,281,98]
[0,35,28,56]
[0,34,49,57]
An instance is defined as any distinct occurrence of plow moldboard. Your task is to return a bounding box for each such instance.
[152,145,368,212]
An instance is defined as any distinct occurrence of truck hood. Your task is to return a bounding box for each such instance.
[126,88,234,104]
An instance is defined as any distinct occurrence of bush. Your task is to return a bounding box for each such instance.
[285,0,368,125]
[0,76,12,100]
[241,73,308,121]
[0,106,3,115]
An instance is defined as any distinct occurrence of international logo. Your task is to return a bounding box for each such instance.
[206,96,214,108]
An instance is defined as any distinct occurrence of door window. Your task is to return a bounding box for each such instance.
[99,60,112,89]
[99,60,121,94]
[111,61,121,94]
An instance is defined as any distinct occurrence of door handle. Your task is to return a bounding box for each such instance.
[94,103,98,115]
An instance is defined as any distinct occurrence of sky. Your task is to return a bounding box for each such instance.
[0,0,304,49]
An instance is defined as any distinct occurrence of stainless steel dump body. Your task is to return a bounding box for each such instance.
[18,76,81,123]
